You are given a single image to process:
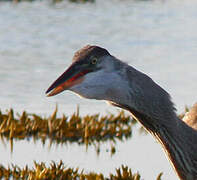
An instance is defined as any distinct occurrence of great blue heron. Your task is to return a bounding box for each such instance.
[46,45,197,180]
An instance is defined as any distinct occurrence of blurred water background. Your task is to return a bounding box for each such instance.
[0,0,197,179]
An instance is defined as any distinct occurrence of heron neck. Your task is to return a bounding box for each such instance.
[128,107,197,180]
[156,118,197,180]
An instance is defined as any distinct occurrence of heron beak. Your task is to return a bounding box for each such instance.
[45,63,89,97]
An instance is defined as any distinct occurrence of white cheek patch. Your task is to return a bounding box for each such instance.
[83,70,108,86]
[68,69,130,103]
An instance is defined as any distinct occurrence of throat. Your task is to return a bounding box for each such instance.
[110,102,159,133]
[129,107,159,133]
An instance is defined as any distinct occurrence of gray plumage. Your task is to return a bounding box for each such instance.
[46,45,197,180]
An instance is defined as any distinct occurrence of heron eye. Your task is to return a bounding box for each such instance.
[91,57,98,65]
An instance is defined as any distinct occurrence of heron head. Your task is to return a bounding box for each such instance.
[46,45,127,102]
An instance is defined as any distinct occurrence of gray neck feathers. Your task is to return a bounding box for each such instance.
[113,58,178,129]
[111,59,197,180]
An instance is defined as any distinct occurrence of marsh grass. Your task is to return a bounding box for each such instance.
[0,105,190,154]
[178,106,190,119]
[0,160,162,180]
[0,107,137,154]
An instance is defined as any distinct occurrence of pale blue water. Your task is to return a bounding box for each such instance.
[0,0,197,179]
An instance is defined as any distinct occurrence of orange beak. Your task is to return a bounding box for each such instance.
[46,62,90,97]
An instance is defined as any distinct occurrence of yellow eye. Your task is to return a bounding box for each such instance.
[91,57,97,65]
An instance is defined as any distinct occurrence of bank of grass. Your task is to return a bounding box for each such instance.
[0,160,163,180]
[0,105,190,154]
[0,107,137,154]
